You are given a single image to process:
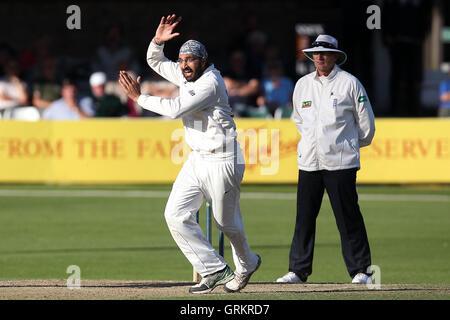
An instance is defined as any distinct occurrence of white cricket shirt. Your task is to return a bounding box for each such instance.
[291,65,375,171]
[137,40,237,158]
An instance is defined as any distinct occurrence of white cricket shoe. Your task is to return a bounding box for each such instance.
[224,254,261,293]
[352,273,372,284]
[276,271,306,283]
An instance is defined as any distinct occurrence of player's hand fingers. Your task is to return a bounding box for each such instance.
[118,78,128,92]
[169,14,178,26]
[118,74,128,88]
[169,33,180,40]
[123,72,135,86]
[120,71,132,85]
[118,72,127,86]
[172,16,182,28]
[119,72,132,89]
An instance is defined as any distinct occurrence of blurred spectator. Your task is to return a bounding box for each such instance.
[245,29,268,79]
[229,12,268,78]
[89,71,128,117]
[256,61,294,117]
[0,58,29,113]
[105,78,128,105]
[0,43,17,77]
[223,49,260,116]
[438,72,450,117]
[31,57,61,109]
[92,24,140,81]
[18,35,52,81]
[42,78,94,120]
[261,45,288,78]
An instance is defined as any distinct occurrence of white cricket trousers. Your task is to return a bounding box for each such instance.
[164,147,258,277]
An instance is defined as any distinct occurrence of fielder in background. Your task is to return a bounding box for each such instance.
[118,14,261,294]
[276,35,375,284]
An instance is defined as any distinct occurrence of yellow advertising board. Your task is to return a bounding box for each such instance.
[358,118,450,183]
[0,118,448,184]
[0,119,186,183]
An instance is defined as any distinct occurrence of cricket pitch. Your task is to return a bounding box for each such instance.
[0,280,449,300]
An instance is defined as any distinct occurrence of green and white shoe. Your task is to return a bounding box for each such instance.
[189,265,234,294]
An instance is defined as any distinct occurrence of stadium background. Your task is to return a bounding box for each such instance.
[0,0,449,184]
[1,0,449,117]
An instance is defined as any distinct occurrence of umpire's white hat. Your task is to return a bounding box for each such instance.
[302,35,347,66]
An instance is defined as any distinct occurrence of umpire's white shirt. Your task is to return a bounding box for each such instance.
[292,65,375,171]
[137,40,237,158]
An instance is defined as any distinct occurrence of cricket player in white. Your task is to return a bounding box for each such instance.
[118,14,261,294]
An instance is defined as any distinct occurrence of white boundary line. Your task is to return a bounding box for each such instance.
[0,189,448,202]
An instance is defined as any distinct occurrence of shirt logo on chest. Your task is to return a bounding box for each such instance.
[302,101,312,108]
[188,90,196,96]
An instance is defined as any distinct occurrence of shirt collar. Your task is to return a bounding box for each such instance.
[204,64,215,74]
[314,64,340,82]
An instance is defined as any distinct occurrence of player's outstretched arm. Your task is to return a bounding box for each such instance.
[154,14,182,44]
[118,71,141,102]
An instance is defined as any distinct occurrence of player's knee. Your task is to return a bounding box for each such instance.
[164,207,193,230]
[164,207,178,228]
[217,222,241,237]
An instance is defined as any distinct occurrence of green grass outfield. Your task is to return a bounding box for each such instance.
[0,184,449,300]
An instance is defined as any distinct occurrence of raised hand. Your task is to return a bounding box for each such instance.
[154,14,182,44]
[118,71,142,102]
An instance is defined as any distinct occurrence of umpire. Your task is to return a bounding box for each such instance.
[276,35,375,284]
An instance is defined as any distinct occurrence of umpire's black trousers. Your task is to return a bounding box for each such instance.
[289,169,371,279]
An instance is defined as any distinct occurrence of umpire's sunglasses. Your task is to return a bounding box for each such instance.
[312,41,337,49]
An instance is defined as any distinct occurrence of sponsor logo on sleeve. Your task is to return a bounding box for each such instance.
[302,101,312,108]
[358,95,368,103]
